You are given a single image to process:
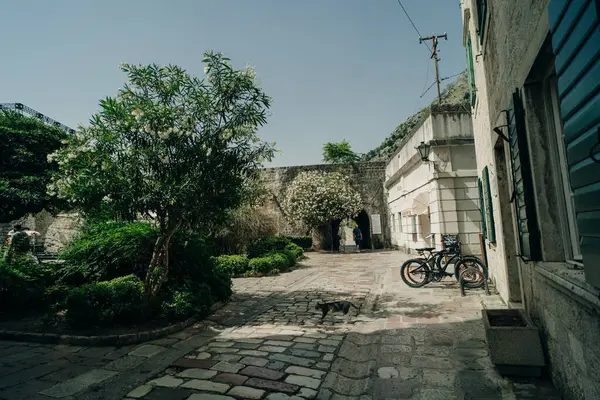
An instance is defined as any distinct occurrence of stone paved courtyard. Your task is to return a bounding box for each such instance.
[0,251,561,399]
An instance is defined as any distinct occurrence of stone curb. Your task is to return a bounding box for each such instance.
[0,301,226,346]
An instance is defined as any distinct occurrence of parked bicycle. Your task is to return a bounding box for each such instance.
[400,235,487,289]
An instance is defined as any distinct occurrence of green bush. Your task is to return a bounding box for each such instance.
[58,221,232,304]
[65,274,144,328]
[267,252,290,269]
[247,251,292,274]
[161,283,212,320]
[0,256,59,313]
[269,250,295,269]
[247,236,291,258]
[248,256,276,274]
[58,221,155,285]
[167,231,232,303]
[211,255,249,277]
[284,236,312,249]
[284,242,304,259]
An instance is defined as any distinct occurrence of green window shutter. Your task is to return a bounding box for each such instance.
[411,215,417,233]
[466,37,477,107]
[478,178,487,239]
[507,89,541,260]
[549,0,600,287]
[476,0,488,44]
[482,166,496,243]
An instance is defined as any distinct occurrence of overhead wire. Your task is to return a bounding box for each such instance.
[395,0,432,53]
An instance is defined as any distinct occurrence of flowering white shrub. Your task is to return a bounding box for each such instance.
[48,51,275,302]
[283,171,362,228]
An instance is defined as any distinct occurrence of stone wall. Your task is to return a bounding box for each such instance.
[0,212,81,253]
[460,0,600,398]
[260,162,389,247]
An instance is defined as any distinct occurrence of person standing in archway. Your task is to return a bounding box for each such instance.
[353,226,363,253]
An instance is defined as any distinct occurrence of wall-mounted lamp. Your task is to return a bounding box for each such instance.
[415,141,431,162]
[493,125,509,142]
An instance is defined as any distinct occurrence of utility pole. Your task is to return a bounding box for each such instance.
[419,33,448,103]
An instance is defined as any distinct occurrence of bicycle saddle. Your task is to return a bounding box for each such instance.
[416,247,435,252]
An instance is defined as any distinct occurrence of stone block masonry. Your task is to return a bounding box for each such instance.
[260,162,389,242]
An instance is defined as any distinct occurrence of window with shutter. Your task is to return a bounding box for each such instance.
[549,0,600,287]
[398,212,403,233]
[466,37,477,107]
[478,178,487,239]
[476,0,488,44]
[482,166,496,243]
[507,89,541,261]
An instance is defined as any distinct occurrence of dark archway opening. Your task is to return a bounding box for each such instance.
[353,209,371,250]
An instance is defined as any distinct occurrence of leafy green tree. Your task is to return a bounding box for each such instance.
[322,140,361,164]
[0,112,67,223]
[282,171,362,250]
[49,51,275,303]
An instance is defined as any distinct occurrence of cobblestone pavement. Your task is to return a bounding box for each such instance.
[0,251,561,399]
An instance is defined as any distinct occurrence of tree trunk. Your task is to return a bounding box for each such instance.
[144,220,181,307]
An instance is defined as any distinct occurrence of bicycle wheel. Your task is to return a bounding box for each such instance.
[455,256,488,288]
[400,258,431,288]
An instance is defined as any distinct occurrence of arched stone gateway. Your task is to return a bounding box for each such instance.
[261,162,388,251]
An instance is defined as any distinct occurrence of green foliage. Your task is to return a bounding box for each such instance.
[278,250,297,268]
[363,72,469,162]
[65,275,144,328]
[284,242,304,259]
[0,111,67,222]
[322,140,361,164]
[161,283,212,320]
[266,251,291,269]
[58,221,155,285]
[284,236,312,249]
[58,220,232,304]
[49,52,276,299]
[248,255,279,274]
[283,171,362,228]
[0,256,59,313]
[212,255,249,277]
[247,236,291,258]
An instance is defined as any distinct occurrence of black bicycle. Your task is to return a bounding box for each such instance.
[400,237,487,289]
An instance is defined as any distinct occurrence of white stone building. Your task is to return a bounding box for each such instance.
[385,108,483,256]
[461,0,600,398]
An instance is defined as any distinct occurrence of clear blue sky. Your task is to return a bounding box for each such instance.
[2,0,466,167]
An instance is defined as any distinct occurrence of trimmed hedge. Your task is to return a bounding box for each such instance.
[161,282,212,320]
[65,275,144,328]
[247,236,291,258]
[284,242,304,259]
[58,221,155,285]
[212,255,249,277]
[284,235,312,249]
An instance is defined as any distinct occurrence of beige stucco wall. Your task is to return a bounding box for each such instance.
[385,111,482,256]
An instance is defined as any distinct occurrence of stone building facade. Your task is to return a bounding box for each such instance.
[385,108,482,256]
[461,0,600,398]
[260,162,389,249]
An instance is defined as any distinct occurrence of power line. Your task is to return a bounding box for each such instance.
[420,81,437,98]
[441,71,464,81]
[395,0,431,52]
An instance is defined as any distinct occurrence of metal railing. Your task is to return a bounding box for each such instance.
[0,103,76,134]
